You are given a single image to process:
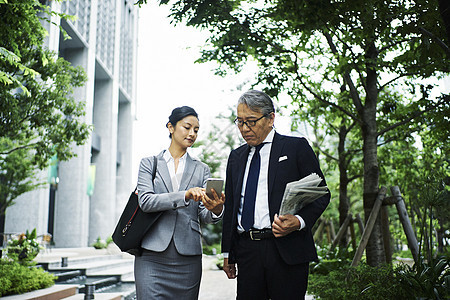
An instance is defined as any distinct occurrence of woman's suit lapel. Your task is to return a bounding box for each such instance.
[157,152,198,193]
[157,153,174,192]
[179,153,197,191]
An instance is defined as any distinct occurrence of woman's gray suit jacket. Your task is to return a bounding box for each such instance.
[137,151,221,256]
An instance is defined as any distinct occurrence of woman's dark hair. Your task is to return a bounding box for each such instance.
[166,106,199,138]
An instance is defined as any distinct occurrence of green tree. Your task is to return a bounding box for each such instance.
[192,108,241,247]
[290,92,364,246]
[137,0,449,266]
[379,97,449,259]
[193,107,240,177]
[0,0,91,231]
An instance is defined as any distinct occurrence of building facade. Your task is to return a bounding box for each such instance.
[5,0,138,247]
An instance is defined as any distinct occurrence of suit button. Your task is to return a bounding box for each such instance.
[173,203,177,208]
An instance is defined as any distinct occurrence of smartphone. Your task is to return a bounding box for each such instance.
[205,178,224,199]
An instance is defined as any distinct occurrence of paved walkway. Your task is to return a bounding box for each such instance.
[200,256,313,299]
[199,255,237,299]
[35,246,313,299]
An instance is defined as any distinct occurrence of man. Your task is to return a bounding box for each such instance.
[221,90,330,299]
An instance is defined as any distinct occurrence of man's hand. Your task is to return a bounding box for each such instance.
[272,214,301,237]
[223,258,237,279]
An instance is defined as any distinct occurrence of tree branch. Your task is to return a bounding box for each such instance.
[312,140,339,162]
[292,65,363,123]
[322,30,364,115]
[419,26,450,56]
[378,72,417,92]
[325,25,368,96]
[378,38,411,54]
[377,100,441,137]
[0,143,38,156]
[348,174,363,182]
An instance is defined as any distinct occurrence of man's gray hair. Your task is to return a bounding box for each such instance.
[238,90,275,116]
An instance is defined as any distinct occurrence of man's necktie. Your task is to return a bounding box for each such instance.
[242,143,265,231]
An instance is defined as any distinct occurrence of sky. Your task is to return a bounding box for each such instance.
[132,3,293,182]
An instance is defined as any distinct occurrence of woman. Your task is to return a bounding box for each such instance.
[135,106,225,299]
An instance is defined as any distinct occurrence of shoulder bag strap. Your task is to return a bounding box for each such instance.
[134,156,158,193]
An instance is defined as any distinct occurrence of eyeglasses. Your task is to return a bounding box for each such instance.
[234,113,270,128]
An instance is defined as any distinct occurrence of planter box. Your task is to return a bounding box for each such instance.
[1,284,78,300]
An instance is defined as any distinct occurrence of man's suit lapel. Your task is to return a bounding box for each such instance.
[234,145,251,211]
[268,132,284,200]
[157,154,174,192]
[179,153,197,191]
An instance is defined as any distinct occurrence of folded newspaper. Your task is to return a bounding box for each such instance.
[279,173,328,215]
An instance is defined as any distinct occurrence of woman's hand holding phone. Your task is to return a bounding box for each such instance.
[202,188,225,215]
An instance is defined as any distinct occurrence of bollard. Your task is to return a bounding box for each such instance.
[61,257,68,267]
[84,283,95,299]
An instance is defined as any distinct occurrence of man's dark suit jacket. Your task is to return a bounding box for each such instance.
[222,132,330,265]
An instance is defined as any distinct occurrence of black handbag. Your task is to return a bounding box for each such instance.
[112,156,162,256]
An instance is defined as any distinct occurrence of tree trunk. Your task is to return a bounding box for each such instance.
[338,125,350,247]
[361,41,385,267]
[0,211,5,258]
[437,218,445,253]
[0,210,5,238]
[351,186,386,267]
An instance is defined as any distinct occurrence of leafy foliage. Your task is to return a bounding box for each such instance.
[310,245,356,275]
[308,246,449,299]
[194,108,241,247]
[309,263,410,299]
[0,0,91,216]
[141,0,449,266]
[5,228,41,265]
[192,107,240,178]
[379,127,449,260]
[399,255,450,299]
[0,258,56,297]
[0,47,38,96]
[202,242,221,255]
[91,236,113,249]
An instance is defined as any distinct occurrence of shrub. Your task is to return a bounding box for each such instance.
[215,254,224,270]
[310,245,355,276]
[393,249,414,259]
[5,228,41,265]
[398,255,450,299]
[308,263,410,299]
[308,245,449,299]
[203,242,221,255]
[0,259,56,297]
[91,236,113,249]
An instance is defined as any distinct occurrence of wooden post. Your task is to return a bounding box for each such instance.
[329,219,336,241]
[391,186,419,262]
[349,220,357,249]
[355,213,364,235]
[313,218,325,243]
[346,227,352,247]
[351,186,387,267]
[325,221,332,244]
[328,214,352,254]
[381,205,392,264]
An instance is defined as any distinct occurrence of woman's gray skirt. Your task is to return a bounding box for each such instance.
[134,240,202,299]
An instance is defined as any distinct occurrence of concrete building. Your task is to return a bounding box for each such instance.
[4,0,138,247]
